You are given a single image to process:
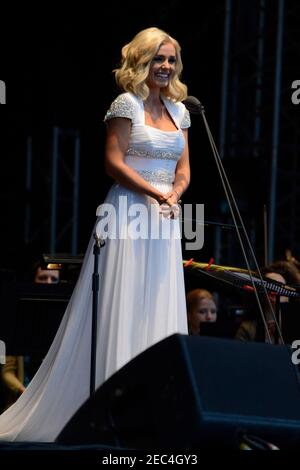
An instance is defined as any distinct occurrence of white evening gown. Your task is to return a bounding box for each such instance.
[0,92,190,442]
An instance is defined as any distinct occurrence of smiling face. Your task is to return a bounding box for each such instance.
[146,41,177,90]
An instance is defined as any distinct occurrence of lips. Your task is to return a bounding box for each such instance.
[155,73,169,80]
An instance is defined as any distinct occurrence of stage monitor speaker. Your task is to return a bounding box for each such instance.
[56,334,300,449]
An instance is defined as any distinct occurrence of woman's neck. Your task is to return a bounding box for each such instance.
[144,90,163,108]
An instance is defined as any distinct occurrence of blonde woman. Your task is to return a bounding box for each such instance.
[0,27,191,442]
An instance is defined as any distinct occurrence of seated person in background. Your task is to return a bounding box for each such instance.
[186,288,217,335]
[34,265,60,285]
[26,263,60,380]
[261,260,300,305]
[263,260,300,287]
[0,357,25,411]
[235,280,286,343]
[235,263,294,343]
[1,262,60,410]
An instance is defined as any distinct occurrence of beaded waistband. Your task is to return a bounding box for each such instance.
[136,169,174,184]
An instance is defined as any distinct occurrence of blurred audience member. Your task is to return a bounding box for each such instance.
[1,263,60,410]
[0,357,25,410]
[235,262,296,343]
[34,265,59,285]
[186,288,217,335]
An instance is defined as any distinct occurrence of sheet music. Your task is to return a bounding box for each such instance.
[225,270,299,297]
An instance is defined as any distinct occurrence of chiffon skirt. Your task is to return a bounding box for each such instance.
[0,181,187,442]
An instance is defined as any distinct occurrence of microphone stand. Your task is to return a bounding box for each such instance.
[263,205,269,267]
[184,96,283,344]
[273,295,282,344]
[90,232,105,396]
[179,217,242,231]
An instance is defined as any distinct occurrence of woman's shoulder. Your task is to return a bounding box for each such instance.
[163,98,191,129]
[104,92,140,122]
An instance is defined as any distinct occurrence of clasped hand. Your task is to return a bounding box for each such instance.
[158,190,181,219]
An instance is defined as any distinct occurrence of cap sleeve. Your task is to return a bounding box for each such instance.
[181,107,191,129]
[104,93,135,122]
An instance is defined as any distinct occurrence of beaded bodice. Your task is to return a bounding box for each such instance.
[104,92,190,185]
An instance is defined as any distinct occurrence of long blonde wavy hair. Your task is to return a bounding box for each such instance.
[114,27,188,102]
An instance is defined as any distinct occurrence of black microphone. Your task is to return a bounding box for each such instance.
[183,95,203,114]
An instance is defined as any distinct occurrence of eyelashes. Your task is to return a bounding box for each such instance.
[152,56,177,65]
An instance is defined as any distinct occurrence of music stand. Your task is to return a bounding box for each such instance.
[199,319,236,339]
[0,281,75,355]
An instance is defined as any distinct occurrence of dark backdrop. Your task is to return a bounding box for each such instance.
[0,1,266,278]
